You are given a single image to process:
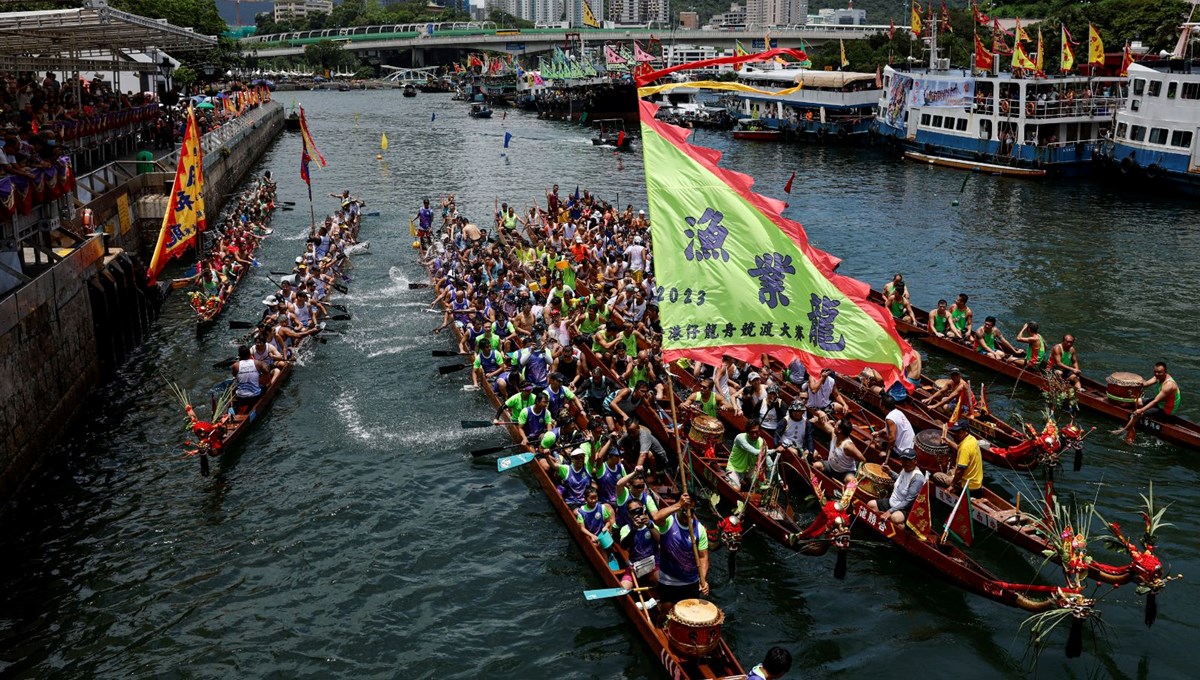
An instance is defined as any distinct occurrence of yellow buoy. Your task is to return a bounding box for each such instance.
[412,240,421,249]
[376,154,383,160]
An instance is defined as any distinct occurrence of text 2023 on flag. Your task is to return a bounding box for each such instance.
[147,107,206,284]
[638,99,914,385]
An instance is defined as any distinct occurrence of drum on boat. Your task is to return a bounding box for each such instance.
[687,415,725,447]
[858,462,894,498]
[915,428,952,473]
[666,598,725,656]
[1106,372,1144,405]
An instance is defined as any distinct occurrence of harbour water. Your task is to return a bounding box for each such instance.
[0,90,1196,678]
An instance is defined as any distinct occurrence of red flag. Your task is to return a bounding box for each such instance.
[617,130,626,146]
[906,480,933,540]
[945,486,974,546]
[941,2,952,33]
[888,19,895,40]
[972,0,989,26]
[783,170,795,194]
[975,33,995,70]
[1121,41,1135,76]
[992,18,1013,55]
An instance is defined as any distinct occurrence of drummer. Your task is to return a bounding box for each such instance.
[685,379,734,418]
[932,420,983,492]
[1049,334,1083,390]
[866,448,926,528]
[1114,362,1182,438]
[810,413,866,481]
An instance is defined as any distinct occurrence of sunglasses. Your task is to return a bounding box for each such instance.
[628,507,645,516]
[632,484,646,490]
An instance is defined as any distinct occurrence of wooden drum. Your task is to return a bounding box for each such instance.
[687,415,725,446]
[916,428,952,473]
[858,462,894,499]
[666,599,725,657]
[1106,372,1144,405]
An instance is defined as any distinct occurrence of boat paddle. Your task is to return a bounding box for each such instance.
[583,586,648,601]
[470,442,522,458]
[282,201,296,206]
[496,452,536,472]
[432,349,465,357]
[408,282,431,290]
[362,211,380,217]
[461,419,515,429]
[228,320,257,330]
[212,357,239,369]
[439,363,470,375]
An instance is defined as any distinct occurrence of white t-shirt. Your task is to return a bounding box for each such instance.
[889,467,926,509]
[885,409,915,453]
[624,244,646,270]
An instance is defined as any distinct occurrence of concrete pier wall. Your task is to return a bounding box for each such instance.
[0,102,285,507]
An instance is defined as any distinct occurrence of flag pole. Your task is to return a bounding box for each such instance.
[941,484,969,543]
[665,363,703,578]
[308,185,317,239]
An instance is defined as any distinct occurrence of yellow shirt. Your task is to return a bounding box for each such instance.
[955,435,984,490]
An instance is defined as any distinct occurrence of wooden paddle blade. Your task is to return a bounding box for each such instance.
[497,452,536,472]
[363,211,380,217]
[408,282,431,290]
[439,363,469,375]
[470,444,511,458]
[282,201,296,205]
[460,419,498,428]
[228,321,255,329]
[583,587,645,600]
[211,357,238,369]
[431,350,462,357]
[328,314,352,321]
[333,283,349,293]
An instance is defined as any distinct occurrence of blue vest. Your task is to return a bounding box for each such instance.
[524,348,550,387]
[629,524,656,563]
[522,406,550,438]
[576,503,606,535]
[563,464,591,506]
[597,462,625,505]
[659,517,700,583]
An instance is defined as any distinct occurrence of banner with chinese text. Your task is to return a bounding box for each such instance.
[639,99,913,385]
[147,107,206,284]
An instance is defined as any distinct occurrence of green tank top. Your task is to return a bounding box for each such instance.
[579,315,602,334]
[700,392,718,418]
[951,307,968,332]
[504,213,517,230]
[631,366,649,389]
[1157,377,1182,415]
[932,312,948,333]
[622,332,638,357]
[1029,334,1046,364]
[592,329,608,352]
[981,331,996,351]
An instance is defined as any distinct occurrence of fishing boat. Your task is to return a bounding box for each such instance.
[284,111,301,132]
[591,118,633,150]
[402,83,417,98]
[903,150,1048,177]
[731,119,783,141]
[875,27,1125,176]
[468,103,493,119]
[866,290,1200,451]
[734,67,881,143]
[1097,47,1200,194]
[425,274,745,680]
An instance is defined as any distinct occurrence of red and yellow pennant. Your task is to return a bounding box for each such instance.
[147,107,206,284]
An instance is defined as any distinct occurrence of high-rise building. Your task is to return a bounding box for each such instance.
[745,0,806,27]
[487,0,564,23]
[709,3,746,29]
[273,0,333,22]
[606,0,666,24]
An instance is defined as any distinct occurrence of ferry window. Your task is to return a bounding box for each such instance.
[943,117,955,130]
[1149,128,1168,144]
[980,120,992,139]
[1148,80,1162,97]
[932,115,943,127]
[1116,122,1127,139]
[1183,82,1200,100]
[921,113,931,126]
[1168,82,1178,99]
[1171,130,1193,147]
[1130,125,1146,141]
[1131,99,1140,112]
[1133,79,1145,95]
[956,118,968,131]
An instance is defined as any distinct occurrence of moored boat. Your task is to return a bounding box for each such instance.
[402,83,417,97]
[468,103,493,119]
[731,120,783,141]
[734,67,881,144]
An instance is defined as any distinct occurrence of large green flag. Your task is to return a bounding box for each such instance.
[639,100,913,385]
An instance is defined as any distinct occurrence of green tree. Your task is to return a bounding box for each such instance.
[305,39,356,69]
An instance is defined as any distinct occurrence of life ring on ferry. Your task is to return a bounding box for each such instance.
[1146,163,1161,180]
[999,100,1011,115]
[837,127,849,141]
[1119,156,1137,175]
[1026,101,1036,116]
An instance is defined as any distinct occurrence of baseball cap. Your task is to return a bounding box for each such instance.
[949,420,968,432]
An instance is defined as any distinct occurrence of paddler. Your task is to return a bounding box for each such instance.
[973,316,1021,361]
[1014,321,1049,369]
[575,485,616,548]
[922,367,974,420]
[747,647,794,680]
[685,378,733,418]
[883,278,915,323]
[1114,362,1182,438]
[617,496,660,592]
[810,413,866,481]
[929,299,962,339]
[866,447,926,528]
[540,446,593,508]
[1049,334,1083,390]
[231,344,270,407]
[517,392,554,448]
[949,293,973,341]
[652,492,710,601]
[726,419,768,492]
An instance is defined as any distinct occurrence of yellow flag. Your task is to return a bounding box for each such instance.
[1012,41,1037,70]
[1088,24,1105,65]
[582,0,600,28]
[1061,25,1075,72]
[840,39,849,68]
[1035,28,1044,73]
[1015,17,1031,43]
[381,132,388,151]
[147,107,206,283]
[911,4,923,35]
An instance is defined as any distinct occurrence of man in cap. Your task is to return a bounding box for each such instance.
[776,400,810,456]
[867,447,926,528]
[932,420,983,492]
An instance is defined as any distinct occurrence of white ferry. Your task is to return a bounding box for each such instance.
[1098,58,1200,193]
[733,67,881,143]
[875,40,1125,176]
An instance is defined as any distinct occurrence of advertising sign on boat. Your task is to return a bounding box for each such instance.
[908,76,974,108]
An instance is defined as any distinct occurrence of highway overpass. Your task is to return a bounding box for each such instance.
[242,22,892,60]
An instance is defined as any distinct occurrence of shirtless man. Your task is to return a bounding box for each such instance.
[922,367,973,420]
[1049,334,1082,390]
[1114,362,1182,440]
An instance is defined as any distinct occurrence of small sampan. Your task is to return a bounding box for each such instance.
[1106,372,1144,405]
[666,598,725,657]
[687,415,725,447]
[857,462,895,499]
